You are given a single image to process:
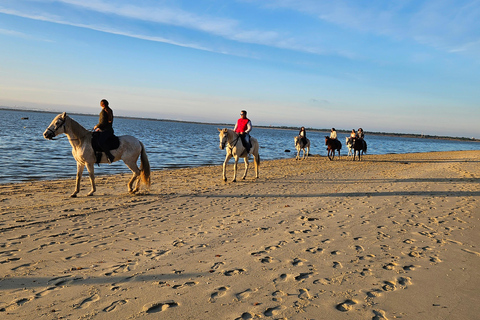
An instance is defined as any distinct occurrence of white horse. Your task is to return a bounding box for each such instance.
[43,112,151,197]
[294,136,310,160]
[218,128,260,182]
[345,136,354,158]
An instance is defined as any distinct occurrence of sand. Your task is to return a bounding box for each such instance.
[0,150,479,320]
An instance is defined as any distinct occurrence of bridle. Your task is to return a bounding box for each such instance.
[221,131,240,152]
[45,116,67,140]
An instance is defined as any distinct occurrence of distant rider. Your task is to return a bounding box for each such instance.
[299,127,307,146]
[234,110,252,153]
[330,128,338,140]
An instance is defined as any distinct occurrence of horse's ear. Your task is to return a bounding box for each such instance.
[61,112,67,119]
[217,128,222,132]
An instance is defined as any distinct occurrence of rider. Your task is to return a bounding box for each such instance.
[93,99,115,163]
[357,128,364,139]
[330,128,337,140]
[357,128,366,149]
[348,129,356,145]
[234,110,252,153]
[299,127,307,146]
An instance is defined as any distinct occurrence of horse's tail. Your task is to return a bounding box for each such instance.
[139,141,151,188]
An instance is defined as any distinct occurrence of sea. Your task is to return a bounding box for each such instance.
[0,109,478,184]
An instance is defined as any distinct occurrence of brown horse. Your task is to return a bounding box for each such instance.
[325,136,342,160]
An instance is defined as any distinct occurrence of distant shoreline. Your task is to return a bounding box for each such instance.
[2,106,479,142]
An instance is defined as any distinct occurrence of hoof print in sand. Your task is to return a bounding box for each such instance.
[143,301,178,313]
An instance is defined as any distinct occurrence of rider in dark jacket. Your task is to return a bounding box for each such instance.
[94,99,115,163]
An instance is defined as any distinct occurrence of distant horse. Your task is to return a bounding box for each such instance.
[43,112,151,197]
[345,137,354,158]
[346,137,367,161]
[325,136,342,160]
[218,128,260,182]
[294,136,310,160]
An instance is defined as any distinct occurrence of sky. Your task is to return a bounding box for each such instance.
[0,0,479,138]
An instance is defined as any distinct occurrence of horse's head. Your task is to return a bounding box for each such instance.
[294,136,300,147]
[44,112,67,140]
[218,128,229,150]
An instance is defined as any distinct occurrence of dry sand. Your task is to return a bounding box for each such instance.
[0,150,479,320]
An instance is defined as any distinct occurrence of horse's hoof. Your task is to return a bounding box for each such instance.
[70,193,77,198]
[232,179,236,182]
[87,192,94,196]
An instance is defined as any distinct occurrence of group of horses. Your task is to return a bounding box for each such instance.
[295,135,367,161]
[43,113,365,196]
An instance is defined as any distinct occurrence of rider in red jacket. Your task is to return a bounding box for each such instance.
[234,110,252,153]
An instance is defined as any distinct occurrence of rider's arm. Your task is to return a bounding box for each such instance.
[245,120,252,134]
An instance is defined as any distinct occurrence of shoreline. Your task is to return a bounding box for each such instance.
[0,150,479,319]
[3,106,479,141]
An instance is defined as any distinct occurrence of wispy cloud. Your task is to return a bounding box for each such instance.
[251,0,480,55]
[0,0,334,56]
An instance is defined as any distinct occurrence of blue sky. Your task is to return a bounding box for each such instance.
[0,0,479,138]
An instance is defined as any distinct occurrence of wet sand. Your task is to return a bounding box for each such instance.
[0,150,479,319]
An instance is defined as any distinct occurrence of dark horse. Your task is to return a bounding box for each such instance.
[348,137,367,161]
[325,136,342,160]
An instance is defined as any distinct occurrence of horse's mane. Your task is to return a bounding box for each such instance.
[66,115,91,139]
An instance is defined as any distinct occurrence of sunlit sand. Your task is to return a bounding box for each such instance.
[0,151,478,319]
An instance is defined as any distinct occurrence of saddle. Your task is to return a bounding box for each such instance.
[92,131,120,164]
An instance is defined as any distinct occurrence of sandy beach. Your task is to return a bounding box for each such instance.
[0,150,478,320]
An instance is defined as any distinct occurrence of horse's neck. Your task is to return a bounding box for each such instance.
[65,117,90,147]
[227,130,239,143]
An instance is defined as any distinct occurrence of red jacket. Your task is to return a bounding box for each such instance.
[235,118,251,133]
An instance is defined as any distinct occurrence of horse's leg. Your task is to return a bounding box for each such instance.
[306,146,309,159]
[232,156,239,182]
[222,154,232,182]
[241,156,249,180]
[253,152,260,178]
[71,162,85,197]
[296,148,300,160]
[124,159,141,193]
[85,163,96,196]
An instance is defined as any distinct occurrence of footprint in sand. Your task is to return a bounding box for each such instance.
[264,306,283,317]
[372,309,389,319]
[211,261,225,269]
[1,297,32,312]
[171,281,198,289]
[383,262,397,270]
[103,300,127,312]
[291,258,305,266]
[235,289,252,301]
[272,290,287,302]
[209,286,229,303]
[305,247,323,254]
[382,281,397,291]
[224,268,245,276]
[336,299,357,312]
[260,256,273,263]
[75,294,100,309]
[143,301,178,313]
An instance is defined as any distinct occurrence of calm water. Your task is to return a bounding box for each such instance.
[0,109,478,184]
